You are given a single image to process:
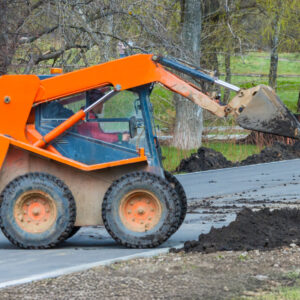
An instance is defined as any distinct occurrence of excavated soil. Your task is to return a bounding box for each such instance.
[176,141,300,172]
[175,208,300,253]
[175,146,234,172]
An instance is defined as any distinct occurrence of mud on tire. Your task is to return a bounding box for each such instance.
[0,173,76,249]
[164,170,187,228]
[102,171,181,248]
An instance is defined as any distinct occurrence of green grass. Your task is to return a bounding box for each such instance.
[203,142,261,162]
[238,286,300,300]
[161,142,262,172]
[161,146,196,172]
[219,52,300,75]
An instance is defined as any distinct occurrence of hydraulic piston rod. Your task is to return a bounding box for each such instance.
[152,56,240,92]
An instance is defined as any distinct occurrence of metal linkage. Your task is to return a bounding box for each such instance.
[214,79,240,92]
[84,90,118,113]
[153,55,240,92]
[153,56,214,83]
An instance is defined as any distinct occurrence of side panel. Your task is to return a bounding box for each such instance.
[0,75,40,142]
[0,147,148,226]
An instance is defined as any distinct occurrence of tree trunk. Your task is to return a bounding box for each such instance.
[223,52,231,103]
[173,0,203,149]
[297,90,300,113]
[269,12,280,90]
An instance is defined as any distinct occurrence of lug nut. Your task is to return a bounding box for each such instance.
[148,217,152,221]
[32,207,40,216]
[146,200,150,204]
[128,210,132,214]
[140,221,144,225]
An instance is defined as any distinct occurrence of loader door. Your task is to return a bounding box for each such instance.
[35,89,149,165]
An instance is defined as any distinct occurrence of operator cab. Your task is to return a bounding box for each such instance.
[35,85,157,166]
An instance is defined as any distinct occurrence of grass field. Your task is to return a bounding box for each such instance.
[221,52,300,75]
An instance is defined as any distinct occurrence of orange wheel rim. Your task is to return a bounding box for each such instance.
[14,190,57,233]
[119,190,162,232]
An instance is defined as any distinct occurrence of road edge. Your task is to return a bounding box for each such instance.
[0,243,183,289]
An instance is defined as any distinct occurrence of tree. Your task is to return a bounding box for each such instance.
[172,0,203,150]
[256,0,300,90]
[0,1,41,75]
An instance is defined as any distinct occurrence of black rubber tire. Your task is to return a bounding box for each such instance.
[102,171,181,248]
[66,226,81,240]
[0,173,76,249]
[164,170,187,227]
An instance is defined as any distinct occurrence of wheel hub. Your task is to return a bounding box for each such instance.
[119,190,162,232]
[14,191,57,233]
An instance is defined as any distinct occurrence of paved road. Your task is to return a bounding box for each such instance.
[1,159,300,287]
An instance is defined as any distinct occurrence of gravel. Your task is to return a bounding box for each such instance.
[1,246,300,299]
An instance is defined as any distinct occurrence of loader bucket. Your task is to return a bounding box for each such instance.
[236,85,300,139]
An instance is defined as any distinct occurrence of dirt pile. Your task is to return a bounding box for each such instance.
[239,142,300,166]
[175,147,234,172]
[176,142,300,173]
[174,208,300,253]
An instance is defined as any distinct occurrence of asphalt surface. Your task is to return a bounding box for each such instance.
[1,159,300,287]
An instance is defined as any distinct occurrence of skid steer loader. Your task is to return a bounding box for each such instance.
[0,54,299,249]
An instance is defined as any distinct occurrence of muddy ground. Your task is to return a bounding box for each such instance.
[176,142,300,173]
[1,246,300,299]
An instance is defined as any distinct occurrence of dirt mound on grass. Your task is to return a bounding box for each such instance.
[175,142,300,173]
[174,208,300,253]
[239,142,300,166]
[175,147,234,172]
